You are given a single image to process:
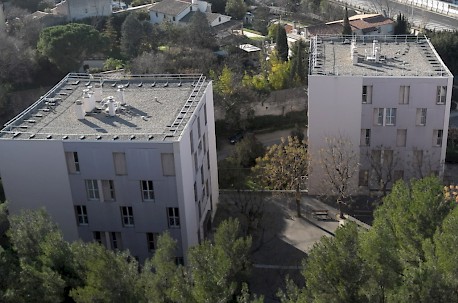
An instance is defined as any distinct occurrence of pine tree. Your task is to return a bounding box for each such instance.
[342,6,352,36]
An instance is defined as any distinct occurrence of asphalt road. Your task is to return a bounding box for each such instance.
[217,128,301,161]
[337,0,458,30]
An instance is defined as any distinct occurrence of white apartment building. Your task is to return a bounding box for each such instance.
[0,73,219,263]
[308,35,453,195]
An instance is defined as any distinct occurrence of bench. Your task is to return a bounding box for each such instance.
[311,209,329,220]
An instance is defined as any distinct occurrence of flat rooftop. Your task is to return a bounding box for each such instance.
[0,73,208,142]
[309,35,453,77]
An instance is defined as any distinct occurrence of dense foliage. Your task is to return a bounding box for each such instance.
[0,207,257,303]
[37,23,107,72]
[280,176,458,303]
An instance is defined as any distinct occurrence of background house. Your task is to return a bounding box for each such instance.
[149,0,231,26]
[304,14,394,39]
[53,0,112,21]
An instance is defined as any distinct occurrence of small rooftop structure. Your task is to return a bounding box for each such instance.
[0,73,208,142]
[309,35,452,77]
[239,44,262,53]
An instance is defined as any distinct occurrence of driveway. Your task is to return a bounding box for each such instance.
[217,128,306,161]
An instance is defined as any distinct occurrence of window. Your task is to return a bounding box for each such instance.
[394,170,404,181]
[396,129,407,147]
[416,108,427,126]
[86,179,99,200]
[207,152,210,170]
[121,206,134,227]
[175,257,184,266]
[161,153,175,176]
[172,16,175,21]
[413,150,423,166]
[197,116,201,138]
[399,85,410,104]
[190,130,194,153]
[436,86,447,104]
[375,108,396,126]
[155,12,158,17]
[110,232,122,249]
[361,129,370,146]
[204,104,207,125]
[66,152,80,174]
[141,180,155,201]
[358,170,368,186]
[385,108,396,125]
[198,140,202,153]
[102,180,115,201]
[374,108,383,125]
[384,149,393,165]
[147,233,159,252]
[362,85,372,104]
[113,152,127,175]
[75,205,88,225]
[434,129,443,146]
[167,207,180,227]
[371,150,382,165]
[93,231,106,246]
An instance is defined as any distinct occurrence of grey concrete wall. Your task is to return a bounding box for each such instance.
[307,75,363,195]
[0,140,78,241]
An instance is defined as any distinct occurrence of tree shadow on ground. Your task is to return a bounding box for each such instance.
[214,191,308,302]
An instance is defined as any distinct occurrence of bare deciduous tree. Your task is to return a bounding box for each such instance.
[230,190,266,235]
[319,135,359,218]
[366,146,401,196]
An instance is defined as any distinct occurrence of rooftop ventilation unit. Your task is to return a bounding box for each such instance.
[106,96,117,116]
[94,83,102,102]
[75,100,85,120]
[117,85,126,106]
[82,89,95,113]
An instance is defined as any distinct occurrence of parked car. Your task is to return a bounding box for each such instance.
[228,131,244,144]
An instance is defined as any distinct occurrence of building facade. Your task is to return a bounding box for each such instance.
[308,35,453,195]
[53,0,112,21]
[0,73,219,263]
[148,0,231,27]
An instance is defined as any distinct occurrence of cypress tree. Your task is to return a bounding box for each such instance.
[342,6,352,35]
[276,24,289,62]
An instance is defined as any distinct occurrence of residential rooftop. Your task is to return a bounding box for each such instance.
[309,35,453,77]
[0,73,208,142]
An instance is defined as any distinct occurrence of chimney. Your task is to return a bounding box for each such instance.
[117,85,126,105]
[75,100,85,120]
[94,83,102,102]
[351,37,358,64]
[372,40,378,57]
[107,97,116,116]
[82,88,95,112]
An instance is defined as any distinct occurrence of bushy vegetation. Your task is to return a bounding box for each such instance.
[0,207,259,303]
